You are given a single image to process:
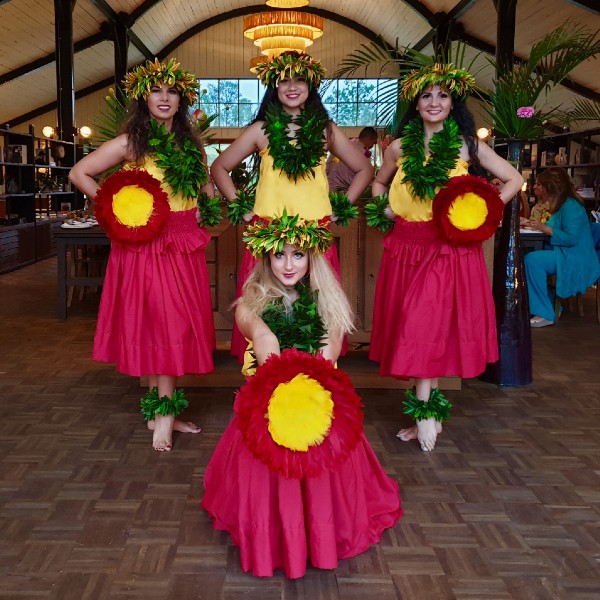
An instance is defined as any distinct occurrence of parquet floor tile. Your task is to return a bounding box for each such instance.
[1,258,599,599]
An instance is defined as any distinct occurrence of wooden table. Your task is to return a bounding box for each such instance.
[53,226,110,319]
[520,229,548,253]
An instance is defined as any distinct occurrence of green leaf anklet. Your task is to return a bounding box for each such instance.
[402,388,452,422]
[140,388,189,421]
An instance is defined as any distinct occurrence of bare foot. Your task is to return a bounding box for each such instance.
[396,421,442,452]
[396,425,418,441]
[147,419,201,434]
[149,414,175,452]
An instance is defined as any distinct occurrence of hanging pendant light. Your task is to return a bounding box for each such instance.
[244,1,324,70]
[266,0,309,6]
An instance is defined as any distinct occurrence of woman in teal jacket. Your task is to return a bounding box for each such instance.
[525,167,600,327]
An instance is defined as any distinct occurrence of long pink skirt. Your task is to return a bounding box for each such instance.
[369,218,498,379]
[201,418,402,579]
[93,209,215,377]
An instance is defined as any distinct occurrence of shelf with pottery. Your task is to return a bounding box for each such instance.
[526,126,600,210]
[0,125,81,274]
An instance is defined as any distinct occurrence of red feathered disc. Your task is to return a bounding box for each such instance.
[432,174,504,244]
[235,348,364,479]
[94,169,170,243]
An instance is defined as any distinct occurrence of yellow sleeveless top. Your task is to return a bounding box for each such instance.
[389,158,469,222]
[253,148,331,220]
[125,158,198,212]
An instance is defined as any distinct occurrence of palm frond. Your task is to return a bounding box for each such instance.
[332,38,403,79]
[559,98,600,123]
[94,87,128,143]
[333,39,482,131]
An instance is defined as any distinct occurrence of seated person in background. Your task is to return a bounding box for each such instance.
[522,177,551,227]
[326,126,378,192]
[524,167,600,327]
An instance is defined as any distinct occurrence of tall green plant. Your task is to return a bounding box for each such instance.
[485,23,600,139]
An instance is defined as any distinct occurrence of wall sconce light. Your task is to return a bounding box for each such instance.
[42,125,56,138]
[78,126,93,138]
[476,127,491,140]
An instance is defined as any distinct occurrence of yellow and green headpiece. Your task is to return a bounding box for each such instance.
[400,63,476,102]
[123,58,199,104]
[254,52,326,88]
[243,211,333,257]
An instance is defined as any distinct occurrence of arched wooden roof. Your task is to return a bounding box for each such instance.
[0,0,599,127]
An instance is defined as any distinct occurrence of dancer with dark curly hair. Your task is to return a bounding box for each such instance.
[70,59,216,452]
[368,64,523,452]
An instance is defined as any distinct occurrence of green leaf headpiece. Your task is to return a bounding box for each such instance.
[400,63,476,101]
[123,58,199,104]
[243,211,333,257]
[254,52,327,88]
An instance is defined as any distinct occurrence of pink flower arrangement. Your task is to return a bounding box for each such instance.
[516,106,535,118]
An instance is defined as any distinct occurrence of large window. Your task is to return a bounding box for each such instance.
[197,78,397,128]
[198,79,265,128]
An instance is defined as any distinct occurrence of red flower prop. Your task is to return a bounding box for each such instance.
[94,169,170,243]
[235,348,364,479]
[432,174,504,244]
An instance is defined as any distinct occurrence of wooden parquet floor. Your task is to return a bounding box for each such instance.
[1,258,599,600]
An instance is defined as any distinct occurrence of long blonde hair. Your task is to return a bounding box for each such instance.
[238,250,355,336]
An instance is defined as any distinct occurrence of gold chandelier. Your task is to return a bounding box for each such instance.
[244,2,324,66]
[266,0,309,6]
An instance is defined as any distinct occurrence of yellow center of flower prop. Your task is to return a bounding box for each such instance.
[112,185,154,227]
[267,373,333,451]
[447,192,488,231]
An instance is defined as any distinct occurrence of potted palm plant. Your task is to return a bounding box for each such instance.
[485,23,600,143]
[483,22,600,386]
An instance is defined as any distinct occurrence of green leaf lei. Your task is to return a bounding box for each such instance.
[263,104,328,182]
[227,190,256,225]
[402,388,452,423]
[148,119,208,200]
[197,192,223,228]
[261,280,327,356]
[400,116,462,201]
[365,193,395,232]
[329,191,359,226]
[140,387,189,421]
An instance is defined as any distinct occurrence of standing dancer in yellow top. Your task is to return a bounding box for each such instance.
[210,51,373,360]
[69,59,217,452]
[368,64,523,452]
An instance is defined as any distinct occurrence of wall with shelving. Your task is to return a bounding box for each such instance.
[0,125,80,274]
[494,127,600,213]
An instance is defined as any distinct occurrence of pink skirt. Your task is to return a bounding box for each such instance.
[201,418,402,579]
[369,218,498,379]
[93,209,215,377]
[230,244,342,362]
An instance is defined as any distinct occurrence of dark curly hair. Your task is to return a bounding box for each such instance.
[397,94,484,177]
[120,94,202,165]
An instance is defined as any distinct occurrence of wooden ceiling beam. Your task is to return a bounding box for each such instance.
[90,0,153,59]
